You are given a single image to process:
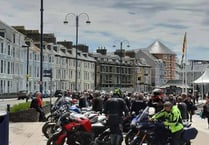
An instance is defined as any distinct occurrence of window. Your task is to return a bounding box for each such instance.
[13,33,15,43]
[1,43,3,53]
[0,60,3,73]
[8,45,10,55]
[4,61,6,73]
[8,62,10,74]
[0,32,5,38]
[13,47,15,57]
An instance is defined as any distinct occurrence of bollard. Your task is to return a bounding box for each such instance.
[7,104,10,112]
[0,111,9,145]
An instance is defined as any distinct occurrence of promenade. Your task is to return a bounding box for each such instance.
[7,100,208,145]
[8,114,209,145]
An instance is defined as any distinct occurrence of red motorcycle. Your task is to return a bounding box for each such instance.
[47,112,110,145]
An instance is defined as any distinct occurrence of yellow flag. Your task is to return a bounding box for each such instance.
[182,32,187,54]
[181,32,187,66]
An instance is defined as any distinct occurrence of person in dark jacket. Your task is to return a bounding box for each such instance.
[202,97,209,128]
[185,95,196,122]
[104,88,129,145]
[131,93,147,115]
[92,90,103,113]
[79,91,90,108]
[176,96,188,121]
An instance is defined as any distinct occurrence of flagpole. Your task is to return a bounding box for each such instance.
[185,32,188,95]
[181,32,187,94]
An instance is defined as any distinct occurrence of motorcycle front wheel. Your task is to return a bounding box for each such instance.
[47,131,66,145]
[130,136,141,145]
[42,123,58,138]
[96,130,111,145]
[125,129,137,145]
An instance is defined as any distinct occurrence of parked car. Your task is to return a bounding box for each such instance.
[17,90,29,100]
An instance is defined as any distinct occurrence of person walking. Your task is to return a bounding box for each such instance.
[104,88,129,145]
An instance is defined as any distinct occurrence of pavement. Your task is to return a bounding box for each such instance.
[8,100,208,145]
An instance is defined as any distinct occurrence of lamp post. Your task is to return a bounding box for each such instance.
[22,44,30,93]
[113,40,130,89]
[63,13,91,91]
[40,0,44,93]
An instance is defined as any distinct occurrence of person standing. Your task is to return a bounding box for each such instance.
[79,91,90,108]
[92,91,103,113]
[104,88,129,145]
[202,97,209,128]
[176,96,188,122]
[185,96,196,122]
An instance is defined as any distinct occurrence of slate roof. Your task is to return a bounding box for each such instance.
[146,41,175,55]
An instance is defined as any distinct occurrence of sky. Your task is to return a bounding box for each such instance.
[1,0,209,61]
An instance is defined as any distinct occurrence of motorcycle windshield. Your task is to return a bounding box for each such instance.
[136,106,149,123]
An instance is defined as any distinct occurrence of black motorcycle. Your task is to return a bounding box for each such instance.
[129,107,198,145]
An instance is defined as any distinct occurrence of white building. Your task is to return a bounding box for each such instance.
[0,20,25,94]
[0,20,96,97]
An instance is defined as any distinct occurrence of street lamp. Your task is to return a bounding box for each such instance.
[63,13,91,91]
[22,44,30,93]
[113,40,130,89]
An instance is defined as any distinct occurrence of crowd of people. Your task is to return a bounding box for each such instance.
[29,88,208,145]
[66,88,199,145]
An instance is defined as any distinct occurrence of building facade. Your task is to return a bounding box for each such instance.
[91,48,152,92]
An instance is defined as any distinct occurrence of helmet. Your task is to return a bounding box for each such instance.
[113,88,122,97]
[152,89,163,96]
[151,89,164,102]
[164,101,173,107]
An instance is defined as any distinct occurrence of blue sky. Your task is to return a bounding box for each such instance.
[1,0,209,61]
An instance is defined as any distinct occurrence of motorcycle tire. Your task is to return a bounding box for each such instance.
[96,131,111,145]
[125,130,137,145]
[42,123,58,139]
[47,114,55,122]
[130,136,141,145]
[47,132,66,145]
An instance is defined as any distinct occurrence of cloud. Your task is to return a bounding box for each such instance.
[1,0,209,60]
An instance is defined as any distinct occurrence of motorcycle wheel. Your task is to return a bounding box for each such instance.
[47,132,66,145]
[47,115,55,122]
[125,130,137,145]
[130,136,141,145]
[96,131,111,145]
[43,123,58,139]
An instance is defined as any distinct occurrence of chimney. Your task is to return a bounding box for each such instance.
[96,47,107,55]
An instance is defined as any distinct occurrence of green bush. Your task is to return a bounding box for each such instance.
[10,101,49,113]
[10,102,31,113]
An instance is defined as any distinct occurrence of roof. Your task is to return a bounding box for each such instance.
[194,67,209,84]
[160,80,190,89]
[146,41,175,55]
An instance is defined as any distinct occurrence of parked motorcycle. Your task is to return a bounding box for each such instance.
[47,112,110,145]
[42,104,81,138]
[128,107,198,145]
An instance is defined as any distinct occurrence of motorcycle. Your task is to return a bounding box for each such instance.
[47,112,110,145]
[125,107,154,145]
[42,105,81,138]
[129,107,198,145]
